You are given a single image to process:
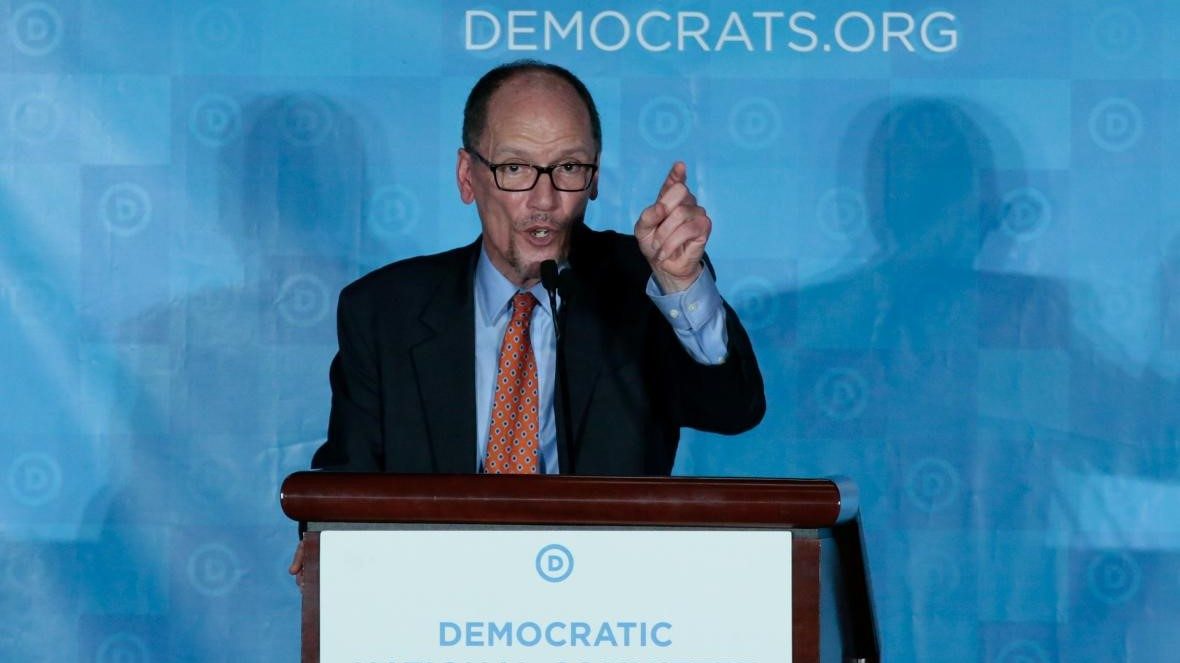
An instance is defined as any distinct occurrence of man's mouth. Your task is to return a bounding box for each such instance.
[530,228,550,238]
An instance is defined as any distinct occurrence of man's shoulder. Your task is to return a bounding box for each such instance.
[574,224,646,273]
[340,241,476,304]
[578,224,636,249]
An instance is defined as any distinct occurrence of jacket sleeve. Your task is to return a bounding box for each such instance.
[660,298,766,435]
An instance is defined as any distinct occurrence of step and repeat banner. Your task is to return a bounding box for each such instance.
[2,1,1178,661]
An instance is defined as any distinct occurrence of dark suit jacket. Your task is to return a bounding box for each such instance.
[311,223,765,476]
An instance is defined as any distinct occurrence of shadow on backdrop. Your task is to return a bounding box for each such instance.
[726,97,1180,659]
[73,91,382,661]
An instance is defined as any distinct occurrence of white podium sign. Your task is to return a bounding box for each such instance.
[320,529,792,663]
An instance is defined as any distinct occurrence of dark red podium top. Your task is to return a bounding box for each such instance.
[281,472,845,528]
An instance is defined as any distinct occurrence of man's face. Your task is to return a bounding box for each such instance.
[457,73,598,288]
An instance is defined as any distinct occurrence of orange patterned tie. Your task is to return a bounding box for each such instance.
[484,292,541,474]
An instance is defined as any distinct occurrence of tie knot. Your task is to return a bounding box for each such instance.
[511,291,538,315]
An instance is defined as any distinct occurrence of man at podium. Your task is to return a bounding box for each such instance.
[289,58,764,578]
[311,59,764,477]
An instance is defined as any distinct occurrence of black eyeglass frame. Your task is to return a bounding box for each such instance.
[466,148,599,192]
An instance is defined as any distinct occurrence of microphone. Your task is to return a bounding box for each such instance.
[540,259,560,289]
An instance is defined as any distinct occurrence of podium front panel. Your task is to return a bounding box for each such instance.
[316,527,793,662]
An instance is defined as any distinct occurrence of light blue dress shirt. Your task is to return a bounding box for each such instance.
[473,247,729,473]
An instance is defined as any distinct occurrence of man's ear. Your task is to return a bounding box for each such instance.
[588,170,599,201]
[456,148,475,204]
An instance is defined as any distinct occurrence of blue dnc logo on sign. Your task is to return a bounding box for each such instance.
[535,544,574,583]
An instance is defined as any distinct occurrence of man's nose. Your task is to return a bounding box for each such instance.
[527,172,560,210]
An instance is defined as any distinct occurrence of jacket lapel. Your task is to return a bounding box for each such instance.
[557,293,606,473]
[558,225,609,473]
[411,242,479,473]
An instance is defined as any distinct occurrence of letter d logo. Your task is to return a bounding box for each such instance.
[535,544,574,583]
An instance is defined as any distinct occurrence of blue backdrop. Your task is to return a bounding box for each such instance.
[2,1,1178,661]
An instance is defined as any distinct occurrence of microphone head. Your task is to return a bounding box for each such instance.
[540,260,559,292]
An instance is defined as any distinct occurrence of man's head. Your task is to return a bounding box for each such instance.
[457,60,601,288]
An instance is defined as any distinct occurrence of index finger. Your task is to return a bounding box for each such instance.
[655,161,687,201]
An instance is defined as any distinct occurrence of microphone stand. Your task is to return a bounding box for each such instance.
[540,260,574,473]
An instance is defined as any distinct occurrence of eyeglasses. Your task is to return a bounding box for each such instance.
[467,149,598,192]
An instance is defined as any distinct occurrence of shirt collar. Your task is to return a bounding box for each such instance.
[475,245,553,326]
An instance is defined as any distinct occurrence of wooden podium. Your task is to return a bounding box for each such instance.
[281,472,879,663]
